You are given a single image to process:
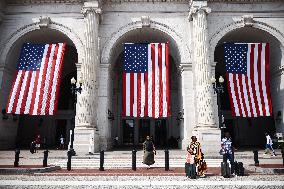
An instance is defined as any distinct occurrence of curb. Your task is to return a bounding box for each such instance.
[0,165,61,174]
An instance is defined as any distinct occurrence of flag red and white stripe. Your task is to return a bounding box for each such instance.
[6,43,66,115]
[122,43,170,118]
[225,43,272,117]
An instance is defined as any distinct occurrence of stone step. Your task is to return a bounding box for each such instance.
[53,158,222,168]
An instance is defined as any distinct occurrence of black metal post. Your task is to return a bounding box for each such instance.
[67,150,72,171]
[14,149,20,167]
[165,149,169,171]
[212,80,225,138]
[217,91,223,136]
[132,149,137,171]
[43,150,49,167]
[99,150,104,171]
[253,150,259,166]
[69,82,82,156]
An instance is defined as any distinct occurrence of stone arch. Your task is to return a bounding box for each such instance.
[0,20,84,67]
[101,20,191,65]
[0,20,82,149]
[209,20,284,64]
[211,20,284,147]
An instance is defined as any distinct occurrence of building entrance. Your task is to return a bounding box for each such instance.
[121,118,169,148]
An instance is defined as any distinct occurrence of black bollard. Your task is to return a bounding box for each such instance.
[43,150,49,167]
[99,150,104,171]
[253,150,259,166]
[14,149,20,167]
[165,149,169,171]
[132,149,137,171]
[281,148,284,166]
[67,150,72,171]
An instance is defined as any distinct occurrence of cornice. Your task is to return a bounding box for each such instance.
[5,0,281,4]
[208,0,282,2]
[5,0,85,4]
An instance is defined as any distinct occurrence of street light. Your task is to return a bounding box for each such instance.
[211,76,226,137]
[69,77,83,156]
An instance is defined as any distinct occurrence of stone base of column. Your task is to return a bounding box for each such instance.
[73,127,100,154]
[99,137,113,151]
[192,126,221,154]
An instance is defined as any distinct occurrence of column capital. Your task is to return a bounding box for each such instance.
[81,1,102,17]
[188,6,211,21]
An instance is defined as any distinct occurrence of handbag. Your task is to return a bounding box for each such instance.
[201,161,207,170]
[219,148,226,155]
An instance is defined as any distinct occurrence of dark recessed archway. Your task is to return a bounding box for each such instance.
[214,27,282,148]
[108,27,183,149]
[2,28,78,148]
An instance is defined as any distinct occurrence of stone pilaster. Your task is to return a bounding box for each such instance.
[189,1,220,153]
[73,1,101,153]
[180,63,195,150]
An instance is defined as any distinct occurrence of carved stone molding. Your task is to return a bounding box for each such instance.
[38,16,51,28]
[81,1,101,16]
[188,6,211,21]
[179,63,192,73]
[6,0,85,4]
[141,16,150,27]
[81,7,102,17]
[242,15,254,27]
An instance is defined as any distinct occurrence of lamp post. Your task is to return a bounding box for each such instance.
[211,76,226,137]
[69,77,83,156]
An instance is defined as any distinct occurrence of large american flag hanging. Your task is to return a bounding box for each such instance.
[6,43,66,115]
[224,43,272,117]
[123,43,170,118]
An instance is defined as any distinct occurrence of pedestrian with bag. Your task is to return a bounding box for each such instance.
[142,135,156,169]
[221,132,235,176]
[188,136,206,177]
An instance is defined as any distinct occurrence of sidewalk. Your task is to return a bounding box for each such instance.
[0,149,282,175]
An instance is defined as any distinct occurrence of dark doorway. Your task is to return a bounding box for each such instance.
[139,119,150,143]
[122,119,134,145]
[55,120,67,148]
[155,119,167,147]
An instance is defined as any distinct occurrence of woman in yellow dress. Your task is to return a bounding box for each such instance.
[187,136,206,177]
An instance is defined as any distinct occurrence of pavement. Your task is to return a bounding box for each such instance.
[0,149,283,188]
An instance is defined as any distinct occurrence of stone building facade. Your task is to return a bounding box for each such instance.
[0,0,283,153]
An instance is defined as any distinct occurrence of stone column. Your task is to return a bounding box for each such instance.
[180,64,195,149]
[73,1,101,153]
[189,1,220,153]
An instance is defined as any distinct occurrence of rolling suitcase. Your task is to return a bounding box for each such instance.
[238,162,244,176]
[234,161,239,175]
[221,162,230,178]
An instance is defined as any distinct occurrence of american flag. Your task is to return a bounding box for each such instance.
[123,43,170,118]
[6,43,66,115]
[224,43,272,117]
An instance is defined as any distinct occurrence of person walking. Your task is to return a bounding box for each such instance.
[188,136,206,177]
[221,132,235,174]
[59,135,65,150]
[142,135,156,169]
[265,133,276,156]
[35,135,41,153]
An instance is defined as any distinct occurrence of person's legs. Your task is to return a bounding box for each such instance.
[265,144,270,154]
[268,144,276,156]
[227,153,234,174]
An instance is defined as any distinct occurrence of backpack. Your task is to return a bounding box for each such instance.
[145,141,153,151]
